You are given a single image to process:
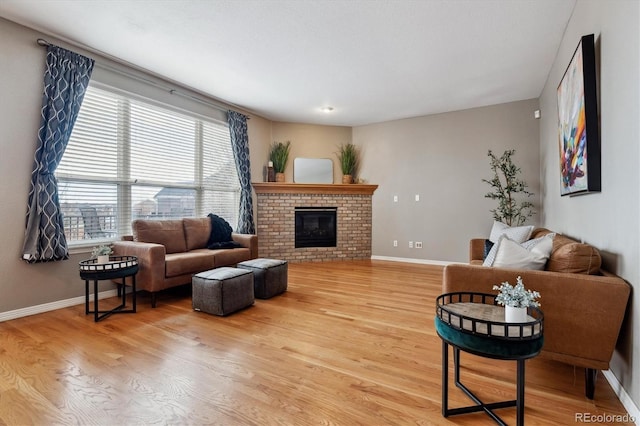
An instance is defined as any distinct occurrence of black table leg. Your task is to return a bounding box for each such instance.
[85,276,137,322]
[121,277,126,306]
[517,359,525,426]
[93,279,99,322]
[85,280,90,315]
[442,341,448,417]
[442,342,521,426]
[132,274,137,313]
[454,347,460,383]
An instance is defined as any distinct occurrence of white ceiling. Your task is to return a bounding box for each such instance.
[0,0,575,127]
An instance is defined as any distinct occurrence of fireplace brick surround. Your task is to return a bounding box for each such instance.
[253,183,378,262]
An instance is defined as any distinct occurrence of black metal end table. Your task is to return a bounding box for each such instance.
[79,256,138,322]
[435,292,544,426]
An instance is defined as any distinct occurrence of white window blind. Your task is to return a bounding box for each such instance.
[57,85,239,244]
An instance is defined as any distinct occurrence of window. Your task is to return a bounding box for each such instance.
[57,85,239,244]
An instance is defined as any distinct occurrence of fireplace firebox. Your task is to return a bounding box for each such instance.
[295,207,337,248]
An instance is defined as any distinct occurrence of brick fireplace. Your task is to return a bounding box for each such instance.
[253,183,378,262]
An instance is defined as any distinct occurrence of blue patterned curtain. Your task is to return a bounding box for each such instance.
[22,45,94,263]
[227,110,255,234]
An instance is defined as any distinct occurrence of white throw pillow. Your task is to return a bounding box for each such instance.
[488,221,534,244]
[521,233,556,250]
[485,234,555,270]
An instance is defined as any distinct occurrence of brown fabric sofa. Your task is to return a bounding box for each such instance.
[112,218,258,307]
[442,228,631,399]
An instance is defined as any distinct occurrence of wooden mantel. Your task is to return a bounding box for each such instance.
[252,182,378,195]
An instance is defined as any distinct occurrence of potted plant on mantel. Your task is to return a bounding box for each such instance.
[493,276,541,323]
[269,141,291,183]
[337,143,358,184]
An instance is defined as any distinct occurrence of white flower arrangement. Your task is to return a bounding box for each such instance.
[492,276,541,308]
[91,244,113,258]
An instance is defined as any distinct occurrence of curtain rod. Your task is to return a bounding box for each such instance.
[36,38,250,119]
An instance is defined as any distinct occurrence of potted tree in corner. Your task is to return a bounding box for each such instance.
[482,149,535,226]
[337,143,358,184]
[269,141,291,183]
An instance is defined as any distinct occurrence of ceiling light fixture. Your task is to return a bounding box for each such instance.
[321,106,334,113]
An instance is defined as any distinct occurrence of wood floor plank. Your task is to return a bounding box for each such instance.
[0,260,632,425]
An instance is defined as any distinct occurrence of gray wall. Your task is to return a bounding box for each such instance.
[538,0,639,408]
[271,122,352,184]
[353,99,540,262]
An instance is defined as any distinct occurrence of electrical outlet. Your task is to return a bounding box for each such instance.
[393,240,398,247]
[415,194,420,201]
[409,241,413,248]
[393,195,398,202]
[415,241,423,249]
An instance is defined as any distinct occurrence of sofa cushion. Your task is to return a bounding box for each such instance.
[547,242,602,275]
[530,228,553,239]
[211,248,252,267]
[133,220,187,254]
[527,228,602,274]
[165,250,215,278]
[183,218,211,251]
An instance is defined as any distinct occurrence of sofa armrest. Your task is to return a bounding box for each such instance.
[112,240,166,292]
[470,238,485,262]
[442,264,631,369]
[232,233,258,259]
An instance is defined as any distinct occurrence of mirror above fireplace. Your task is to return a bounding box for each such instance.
[293,158,333,184]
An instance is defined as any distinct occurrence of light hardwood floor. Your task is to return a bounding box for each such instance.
[0,260,632,425]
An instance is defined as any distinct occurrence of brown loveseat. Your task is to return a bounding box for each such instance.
[442,228,631,399]
[112,218,258,307]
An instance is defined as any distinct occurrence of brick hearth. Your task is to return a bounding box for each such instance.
[253,183,378,262]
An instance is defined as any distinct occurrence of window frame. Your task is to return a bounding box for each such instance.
[57,82,240,249]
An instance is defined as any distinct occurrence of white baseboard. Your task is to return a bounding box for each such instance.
[370,255,459,266]
[602,370,640,425]
[0,288,119,323]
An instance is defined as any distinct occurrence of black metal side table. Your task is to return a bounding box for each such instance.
[435,292,544,426]
[79,256,138,322]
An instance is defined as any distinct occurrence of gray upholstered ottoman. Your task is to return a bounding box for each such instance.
[192,267,254,316]
[237,258,288,299]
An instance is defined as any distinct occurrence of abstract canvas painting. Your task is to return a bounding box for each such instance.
[557,34,600,196]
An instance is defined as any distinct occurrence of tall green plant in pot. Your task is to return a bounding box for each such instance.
[269,141,291,182]
[337,143,358,184]
[482,149,535,226]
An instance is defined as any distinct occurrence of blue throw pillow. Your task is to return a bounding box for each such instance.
[484,239,494,260]
[207,213,234,247]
